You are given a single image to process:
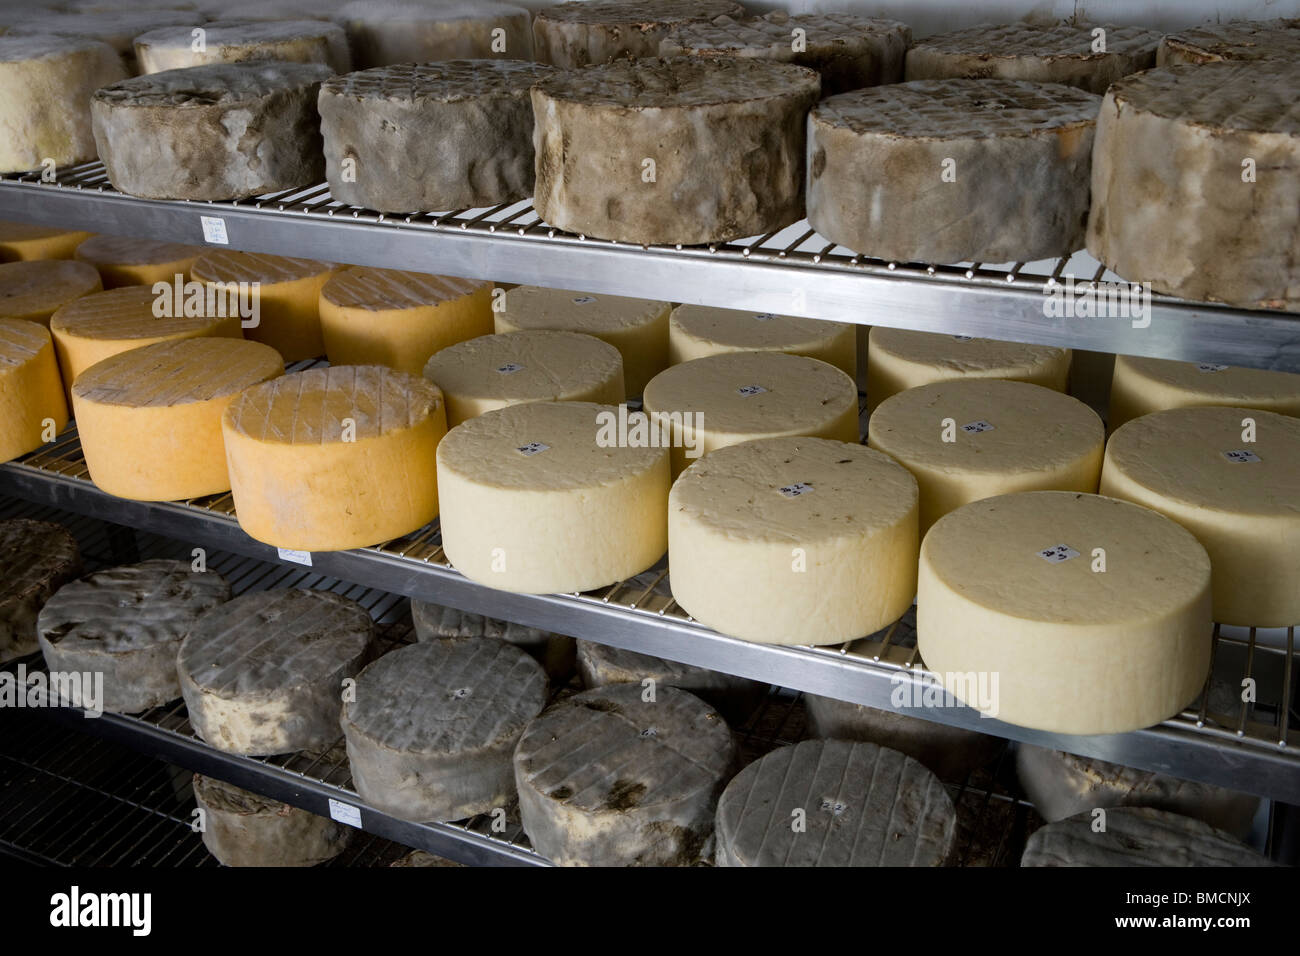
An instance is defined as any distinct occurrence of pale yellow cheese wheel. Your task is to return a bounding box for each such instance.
[72,337,283,501]
[223,365,447,551]
[1100,406,1300,627]
[0,318,68,463]
[669,437,918,645]
[73,234,202,288]
[0,221,95,262]
[917,491,1212,735]
[436,401,669,594]
[0,259,101,325]
[1108,354,1300,432]
[668,304,857,379]
[867,379,1104,534]
[319,267,492,375]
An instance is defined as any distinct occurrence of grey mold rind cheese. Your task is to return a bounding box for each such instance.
[9,10,201,70]
[341,638,547,823]
[1157,19,1300,67]
[807,79,1099,264]
[318,60,556,213]
[534,0,747,68]
[1021,806,1274,867]
[90,60,333,201]
[409,598,574,683]
[193,773,351,866]
[36,560,231,714]
[514,684,734,866]
[532,57,820,246]
[715,739,958,866]
[338,0,534,69]
[134,19,353,75]
[178,588,376,756]
[0,520,82,664]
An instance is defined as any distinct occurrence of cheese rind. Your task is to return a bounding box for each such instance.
[0,519,82,664]
[668,304,856,379]
[338,0,533,68]
[1021,806,1272,867]
[533,0,746,68]
[0,260,102,326]
[410,600,575,684]
[1108,354,1300,432]
[135,19,352,74]
[0,221,95,263]
[73,235,201,288]
[0,319,68,464]
[193,773,351,867]
[9,10,200,67]
[1158,19,1300,67]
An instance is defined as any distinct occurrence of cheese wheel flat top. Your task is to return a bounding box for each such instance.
[74,235,201,269]
[871,328,1069,374]
[321,267,488,312]
[912,21,1161,59]
[192,250,334,285]
[193,773,287,815]
[135,18,346,53]
[0,519,80,609]
[1115,355,1300,407]
[437,400,663,491]
[662,12,910,55]
[0,317,50,369]
[533,56,821,108]
[224,365,442,444]
[339,0,527,25]
[0,33,117,63]
[1160,18,1300,64]
[320,59,555,103]
[538,0,745,28]
[0,261,101,318]
[0,220,89,243]
[671,437,916,544]
[1106,61,1300,134]
[501,287,668,334]
[670,305,851,352]
[9,10,200,54]
[51,286,227,341]
[1021,806,1272,867]
[423,330,622,404]
[72,337,283,406]
[92,60,334,109]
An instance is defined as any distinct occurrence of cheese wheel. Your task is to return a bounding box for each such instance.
[341,638,547,822]
[917,491,1212,735]
[0,260,102,326]
[669,437,917,645]
[0,221,95,262]
[715,740,957,867]
[866,327,1071,413]
[1108,354,1300,432]
[0,319,68,464]
[193,773,351,867]
[134,19,351,74]
[423,330,624,427]
[534,0,745,68]
[437,401,669,594]
[192,251,335,362]
[0,519,82,664]
[1100,406,1300,627]
[1021,807,1272,867]
[514,684,734,866]
[73,235,201,288]
[867,379,1104,534]
[223,365,447,552]
[9,10,200,68]
[496,286,669,397]
[337,0,533,68]
[410,600,575,684]
[390,850,462,867]
[643,351,859,477]
[319,268,493,376]
[668,304,856,378]
[1158,19,1300,67]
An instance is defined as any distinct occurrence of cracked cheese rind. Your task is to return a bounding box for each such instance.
[1158,19,1300,66]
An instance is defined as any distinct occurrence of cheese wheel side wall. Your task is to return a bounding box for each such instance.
[0,329,67,463]
[222,270,332,362]
[865,344,1071,413]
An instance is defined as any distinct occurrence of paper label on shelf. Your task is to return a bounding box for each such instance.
[516,441,549,456]
[1037,544,1080,563]
[200,216,229,245]
[277,548,313,567]
[736,384,768,397]
[778,482,813,498]
[328,798,362,828]
[961,420,994,434]
[1222,450,1260,463]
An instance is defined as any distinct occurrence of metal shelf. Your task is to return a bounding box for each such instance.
[1,164,1297,372]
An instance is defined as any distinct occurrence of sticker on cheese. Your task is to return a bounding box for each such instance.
[73,235,201,289]
[496,287,670,397]
[904,22,1160,94]
[134,19,351,74]
[514,684,734,866]
[865,327,1071,413]
[1108,354,1300,432]
[533,0,745,68]
[0,519,81,664]
[659,11,911,94]
[0,319,68,464]
[1021,806,1273,868]
[808,80,1099,266]
[192,251,336,362]
[223,365,447,552]
[437,401,669,594]
[341,638,547,822]
[867,379,1103,534]
[410,600,575,684]
[319,268,493,376]
[9,10,200,71]
[179,588,375,755]
[1087,62,1299,313]
[643,351,859,477]
[1158,19,1300,66]
[532,58,820,246]
[91,61,332,201]
[669,437,916,645]
[1100,406,1300,627]
[0,222,95,263]
[668,304,856,379]
[0,260,102,326]
[193,773,351,867]
[716,740,957,867]
[917,491,1212,735]
[320,60,556,214]
[423,330,624,427]
[36,560,231,714]
[337,0,533,69]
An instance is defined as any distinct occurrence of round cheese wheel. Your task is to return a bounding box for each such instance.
[533,0,745,68]
[0,260,102,325]
[320,267,493,376]
[437,401,669,594]
[0,319,68,463]
[668,304,856,378]
[0,519,81,664]
[1100,405,1300,627]
[410,599,574,684]
[193,773,351,867]
[73,235,202,288]
[390,849,462,867]
[1108,354,1300,432]
[223,365,447,551]
[867,379,1104,534]
[337,0,532,68]
[669,437,917,645]
[866,327,1071,413]
[423,330,624,427]
[341,638,547,822]
[715,740,957,867]
[1021,806,1272,867]
[1158,19,1300,67]
[514,684,734,866]
[0,221,95,262]
[917,491,1212,735]
[643,351,859,477]
[134,19,351,74]
[9,10,200,64]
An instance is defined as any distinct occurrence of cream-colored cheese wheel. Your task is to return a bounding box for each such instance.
[0,260,102,325]
[669,437,917,645]
[73,234,201,288]
[422,330,624,427]
[0,222,95,262]
[1100,406,1300,627]
[437,401,669,594]
[643,351,860,477]
[319,267,493,375]
[192,250,335,362]
[1108,354,1300,432]
[867,327,1071,412]
[223,365,446,551]
[867,379,1104,534]
[8,10,200,67]
[338,0,533,69]
[134,19,352,74]
[917,491,1212,735]
[72,338,283,501]
[0,319,68,463]
[668,304,856,378]
[496,286,670,398]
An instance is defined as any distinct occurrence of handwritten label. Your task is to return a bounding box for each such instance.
[737,385,768,397]
[778,483,814,498]
[200,216,229,244]
[1222,450,1260,463]
[277,548,312,567]
[327,798,362,828]
[1037,544,1080,563]
[961,420,994,434]
[517,442,549,456]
